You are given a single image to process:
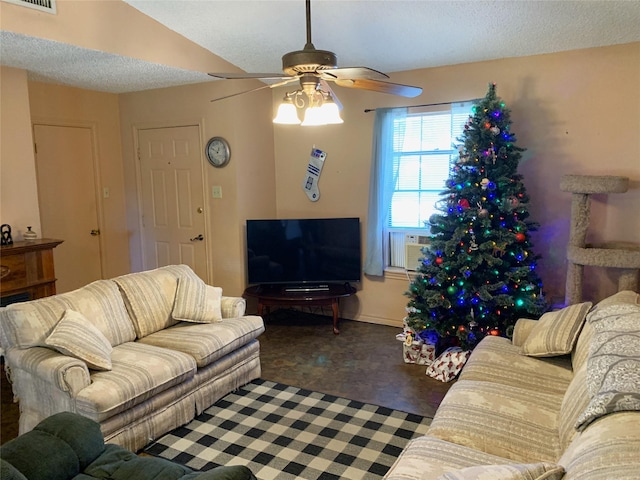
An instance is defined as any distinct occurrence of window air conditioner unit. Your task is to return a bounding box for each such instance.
[405,235,430,271]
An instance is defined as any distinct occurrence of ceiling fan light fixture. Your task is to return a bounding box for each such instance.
[318,95,343,124]
[301,105,325,126]
[273,96,301,124]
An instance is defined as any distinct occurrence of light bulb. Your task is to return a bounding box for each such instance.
[301,106,325,126]
[273,97,300,124]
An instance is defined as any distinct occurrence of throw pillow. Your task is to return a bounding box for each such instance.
[44,309,113,371]
[521,302,592,357]
[437,462,565,480]
[172,276,223,323]
[575,302,640,431]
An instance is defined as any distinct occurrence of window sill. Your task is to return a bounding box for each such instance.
[384,267,418,282]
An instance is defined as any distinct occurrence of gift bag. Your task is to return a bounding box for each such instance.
[426,346,470,382]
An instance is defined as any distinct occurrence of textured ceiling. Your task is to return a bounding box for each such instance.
[1,0,640,94]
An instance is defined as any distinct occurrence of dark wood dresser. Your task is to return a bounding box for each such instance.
[0,238,63,306]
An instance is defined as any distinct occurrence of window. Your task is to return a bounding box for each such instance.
[389,105,471,230]
[364,102,472,275]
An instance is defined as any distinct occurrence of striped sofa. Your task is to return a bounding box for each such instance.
[0,265,264,452]
[385,290,640,480]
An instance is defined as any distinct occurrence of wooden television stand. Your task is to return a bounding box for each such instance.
[243,283,356,334]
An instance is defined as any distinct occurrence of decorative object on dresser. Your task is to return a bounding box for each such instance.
[22,226,37,242]
[0,238,63,307]
[1,224,13,245]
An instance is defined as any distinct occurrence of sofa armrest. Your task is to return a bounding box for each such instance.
[6,346,91,396]
[221,296,247,318]
[511,318,538,347]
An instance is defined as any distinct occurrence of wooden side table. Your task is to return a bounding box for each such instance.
[0,238,63,306]
[244,283,356,334]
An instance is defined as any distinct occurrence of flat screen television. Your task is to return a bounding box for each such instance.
[246,217,361,287]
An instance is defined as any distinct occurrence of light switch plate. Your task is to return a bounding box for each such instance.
[212,186,222,198]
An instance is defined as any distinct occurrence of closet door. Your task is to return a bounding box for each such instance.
[34,124,103,293]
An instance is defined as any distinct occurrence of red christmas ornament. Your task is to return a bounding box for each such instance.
[515,232,526,242]
[457,199,470,209]
[435,257,444,265]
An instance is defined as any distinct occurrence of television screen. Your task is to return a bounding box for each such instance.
[246,218,361,286]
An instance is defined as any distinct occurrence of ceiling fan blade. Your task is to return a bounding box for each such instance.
[320,67,389,81]
[210,77,298,103]
[208,72,294,80]
[334,78,422,98]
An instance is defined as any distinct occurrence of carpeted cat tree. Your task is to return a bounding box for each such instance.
[561,174,640,305]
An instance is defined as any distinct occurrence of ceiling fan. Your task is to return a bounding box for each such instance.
[208,0,422,103]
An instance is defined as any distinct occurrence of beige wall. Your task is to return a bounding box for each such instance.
[27,82,130,279]
[273,42,640,325]
[0,66,41,240]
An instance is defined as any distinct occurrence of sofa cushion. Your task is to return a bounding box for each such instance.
[437,462,565,480]
[427,379,563,463]
[0,279,135,350]
[559,410,640,480]
[384,435,519,480]
[114,266,196,338]
[172,275,223,324]
[75,342,196,421]
[44,309,113,371]
[0,429,80,480]
[558,364,590,451]
[0,412,103,480]
[61,280,136,346]
[572,291,640,373]
[34,412,105,471]
[459,335,572,395]
[575,302,640,431]
[138,316,265,368]
[83,443,194,480]
[521,302,592,357]
[0,458,27,480]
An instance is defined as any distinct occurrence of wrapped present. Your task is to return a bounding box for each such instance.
[398,333,437,365]
[417,342,436,365]
[402,341,423,364]
[426,346,471,382]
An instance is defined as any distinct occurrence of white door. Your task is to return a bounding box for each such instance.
[138,126,208,279]
[33,124,103,293]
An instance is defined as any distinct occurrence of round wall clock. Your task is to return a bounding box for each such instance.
[205,136,231,167]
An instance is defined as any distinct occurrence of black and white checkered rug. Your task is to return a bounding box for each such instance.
[144,379,432,480]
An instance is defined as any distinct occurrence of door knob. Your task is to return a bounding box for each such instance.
[90,229,100,236]
[190,234,204,241]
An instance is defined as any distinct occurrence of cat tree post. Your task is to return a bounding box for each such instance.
[560,175,640,305]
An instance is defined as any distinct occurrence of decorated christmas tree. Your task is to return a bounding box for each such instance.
[405,83,547,350]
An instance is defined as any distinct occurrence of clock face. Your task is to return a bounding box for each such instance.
[205,137,230,167]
